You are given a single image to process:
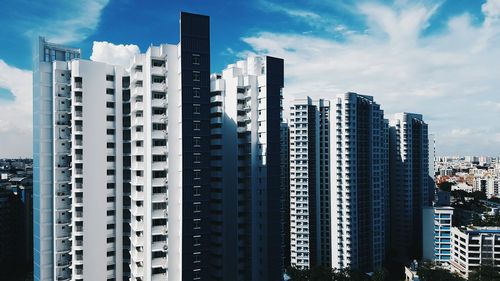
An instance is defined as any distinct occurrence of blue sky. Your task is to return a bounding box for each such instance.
[0,0,500,157]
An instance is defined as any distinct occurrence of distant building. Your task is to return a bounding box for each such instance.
[422,206,453,263]
[450,226,500,279]
[0,180,33,279]
[404,260,420,281]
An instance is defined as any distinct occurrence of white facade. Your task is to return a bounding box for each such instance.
[209,55,285,281]
[329,92,389,272]
[34,12,215,281]
[289,97,330,269]
[450,227,500,278]
[128,44,174,281]
[422,206,453,263]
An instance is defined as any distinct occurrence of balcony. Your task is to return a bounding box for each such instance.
[131,204,144,216]
[152,146,167,155]
[152,99,167,108]
[210,95,223,103]
[131,175,144,186]
[130,233,144,246]
[132,117,144,127]
[152,114,167,124]
[132,71,143,83]
[210,106,223,114]
[152,225,167,235]
[131,188,145,201]
[151,66,167,76]
[151,82,167,92]
[151,257,167,268]
[152,178,167,187]
[151,192,168,202]
[132,87,142,97]
[133,102,144,112]
[130,262,144,276]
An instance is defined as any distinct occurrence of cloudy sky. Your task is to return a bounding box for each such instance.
[0,0,499,158]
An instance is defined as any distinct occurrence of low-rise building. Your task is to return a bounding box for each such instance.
[450,226,500,278]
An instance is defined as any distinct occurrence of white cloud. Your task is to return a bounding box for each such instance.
[25,0,110,44]
[0,60,32,157]
[90,41,140,68]
[246,0,500,156]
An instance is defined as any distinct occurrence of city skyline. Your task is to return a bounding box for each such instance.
[1,0,500,158]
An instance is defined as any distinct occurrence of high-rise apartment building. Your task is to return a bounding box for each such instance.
[422,206,454,263]
[329,93,389,272]
[281,121,291,270]
[32,12,221,281]
[288,97,330,269]
[209,56,284,281]
[389,113,430,262]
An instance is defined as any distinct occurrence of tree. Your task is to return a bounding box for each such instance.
[469,265,500,281]
[417,261,465,281]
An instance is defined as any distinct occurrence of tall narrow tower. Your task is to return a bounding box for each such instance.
[389,113,430,262]
[330,92,389,272]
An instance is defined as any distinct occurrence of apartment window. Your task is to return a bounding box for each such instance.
[192,71,200,81]
[193,121,200,131]
[136,126,143,132]
[193,153,201,163]
[106,75,115,82]
[107,156,115,162]
[193,137,201,147]
[193,186,201,196]
[153,186,167,194]
[106,102,114,108]
[153,202,167,210]
[106,115,115,122]
[106,88,114,95]
[152,170,166,178]
[107,142,115,148]
[107,129,115,135]
[153,92,165,99]
[193,88,200,98]
[107,197,115,202]
[153,108,166,115]
[193,169,201,179]
[107,183,115,189]
[153,139,166,146]
[193,104,200,114]
[193,219,201,230]
[135,155,143,162]
[107,251,115,257]
[152,123,166,130]
[107,169,115,175]
[152,76,165,83]
[136,141,143,147]
[152,155,166,162]
[106,224,115,229]
[193,202,201,213]
[192,54,200,65]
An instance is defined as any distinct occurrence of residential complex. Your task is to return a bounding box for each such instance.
[28,8,500,281]
[389,113,430,262]
[33,11,286,281]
